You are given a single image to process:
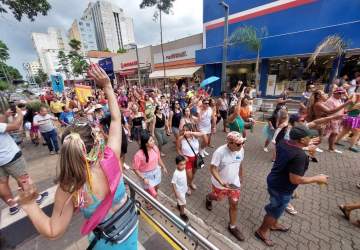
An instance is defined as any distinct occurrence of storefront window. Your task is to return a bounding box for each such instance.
[226,62,258,89]
[267,56,333,96]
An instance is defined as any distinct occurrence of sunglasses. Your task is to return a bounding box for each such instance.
[203,102,209,105]
[230,141,244,147]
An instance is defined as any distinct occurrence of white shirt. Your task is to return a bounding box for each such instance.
[33,114,55,133]
[0,123,20,166]
[171,169,188,195]
[198,107,212,132]
[180,137,199,157]
[349,79,357,95]
[211,144,244,189]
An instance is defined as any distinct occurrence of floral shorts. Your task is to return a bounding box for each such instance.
[211,185,241,202]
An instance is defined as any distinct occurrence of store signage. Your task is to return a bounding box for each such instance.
[121,61,138,69]
[166,51,187,60]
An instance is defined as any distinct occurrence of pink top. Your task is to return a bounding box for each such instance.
[132,145,160,173]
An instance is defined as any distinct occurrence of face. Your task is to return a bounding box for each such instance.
[202,100,209,108]
[132,105,138,113]
[157,107,163,113]
[40,107,48,116]
[146,136,155,148]
[299,136,311,147]
[175,101,180,108]
[177,161,186,171]
[185,108,190,117]
[333,93,342,99]
[228,140,244,152]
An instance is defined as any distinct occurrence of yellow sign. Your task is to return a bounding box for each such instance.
[74,84,93,104]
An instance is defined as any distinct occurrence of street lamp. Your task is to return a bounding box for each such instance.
[128,43,141,87]
[219,0,229,92]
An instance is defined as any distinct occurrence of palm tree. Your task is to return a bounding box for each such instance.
[68,39,88,78]
[140,0,176,87]
[306,35,347,79]
[229,26,267,88]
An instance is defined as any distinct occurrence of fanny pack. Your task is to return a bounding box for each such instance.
[87,197,139,250]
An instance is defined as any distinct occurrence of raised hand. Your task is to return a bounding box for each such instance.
[87,64,111,89]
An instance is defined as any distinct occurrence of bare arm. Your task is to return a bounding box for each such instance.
[176,136,183,156]
[307,114,344,128]
[317,101,350,115]
[4,108,23,132]
[289,173,328,185]
[21,187,74,240]
[239,162,244,184]
[210,164,226,187]
[89,65,122,159]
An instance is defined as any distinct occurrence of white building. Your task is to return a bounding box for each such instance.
[31,27,69,77]
[68,19,98,51]
[29,59,42,76]
[82,1,135,52]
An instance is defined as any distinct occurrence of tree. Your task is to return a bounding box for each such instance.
[117,48,127,54]
[34,69,48,85]
[0,80,9,91]
[57,50,71,80]
[229,26,267,87]
[0,0,51,21]
[306,35,347,79]
[140,0,176,87]
[104,48,110,52]
[68,39,89,77]
[0,40,10,61]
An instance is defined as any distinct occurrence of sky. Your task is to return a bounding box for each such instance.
[0,0,203,77]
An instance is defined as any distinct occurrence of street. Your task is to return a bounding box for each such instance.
[3,123,359,250]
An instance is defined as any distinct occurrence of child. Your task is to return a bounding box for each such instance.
[172,155,189,222]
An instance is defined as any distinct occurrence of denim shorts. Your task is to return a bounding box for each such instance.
[265,188,292,219]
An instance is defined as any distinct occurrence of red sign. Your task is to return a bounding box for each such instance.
[121,61,138,68]
[166,51,187,60]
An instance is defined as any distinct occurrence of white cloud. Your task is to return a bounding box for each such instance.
[0,0,203,77]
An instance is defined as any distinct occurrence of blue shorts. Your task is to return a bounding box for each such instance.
[265,188,292,219]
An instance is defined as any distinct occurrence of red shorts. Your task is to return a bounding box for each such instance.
[185,156,196,170]
[211,185,241,202]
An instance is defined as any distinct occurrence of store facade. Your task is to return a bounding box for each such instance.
[196,0,360,97]
[150,33,204,89]
[112,46,153,87]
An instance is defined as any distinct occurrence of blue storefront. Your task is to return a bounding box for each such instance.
[196,0,360,97]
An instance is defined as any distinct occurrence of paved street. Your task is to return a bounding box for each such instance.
[2,123,360,250]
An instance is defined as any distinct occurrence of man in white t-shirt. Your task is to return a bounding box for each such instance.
[205,131,246,242]
[0,107,47,215]
[348,73,360,95]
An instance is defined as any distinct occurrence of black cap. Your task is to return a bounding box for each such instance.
[289,125,318,140]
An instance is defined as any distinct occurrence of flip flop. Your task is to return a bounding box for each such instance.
[357,183,360,189]
[339,205,350,220]
[270,225,290,232]
[254,231,274,247]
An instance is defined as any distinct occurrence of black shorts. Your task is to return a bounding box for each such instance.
[219,110,228,120]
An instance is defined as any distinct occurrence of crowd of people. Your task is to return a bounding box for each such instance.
[0,66,359,248]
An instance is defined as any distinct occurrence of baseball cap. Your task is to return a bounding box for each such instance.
[289,125,318,140]
[227,131,246,144]
[333,87,346,94]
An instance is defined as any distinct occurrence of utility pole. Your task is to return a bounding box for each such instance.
[219,1,229,92]
[135,45,141,87]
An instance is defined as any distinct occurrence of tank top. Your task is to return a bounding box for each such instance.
[198,108,212,130]
[155,114,165,128]
[132,116,144,127]
[181,137,199,157]
[172,110,182,128]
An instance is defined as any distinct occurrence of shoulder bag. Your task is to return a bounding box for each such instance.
[184,136,205,169]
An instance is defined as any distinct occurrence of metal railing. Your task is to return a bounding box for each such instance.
[124,175,220,250]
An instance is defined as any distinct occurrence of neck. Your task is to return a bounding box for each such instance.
[288,140,304,148]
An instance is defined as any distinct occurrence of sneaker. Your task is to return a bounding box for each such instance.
[205,195,212,211]
[9,206,20,215]
[263,147,269,152]
[124,163,130,170]
[203,150,209,156]
[228,225,245,241]
[315,148,324,153]
[50,151,55,155]
[349,147,360,153]
[180,214,189,222]
[200,151,206,158]
[329,149,343,154]
[36,191,48,205]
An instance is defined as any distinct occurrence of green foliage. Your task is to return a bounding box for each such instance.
[117,48,127,54]
[26,100,43,112]
[104,48,110,52]
[0,40,10,61]
[0,62,22,81]
[0,80,9,91]
[0,0,51,21]
[57,50,70,79]
[229,26,267,52]
[68,39,89,77]
[140,0,175,14]
[34,69,48,85]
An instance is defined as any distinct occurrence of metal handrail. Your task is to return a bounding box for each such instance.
[124,175,220,250]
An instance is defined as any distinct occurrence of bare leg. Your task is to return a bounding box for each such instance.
[264,139,270,148]
[0,177,16,206]
[336,128,350,143]
[229,199,239,226]
[328,133,338,151]
[349,129,360,147]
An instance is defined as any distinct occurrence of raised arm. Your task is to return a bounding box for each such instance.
[88,64,122,159]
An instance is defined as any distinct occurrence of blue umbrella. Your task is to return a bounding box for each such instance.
[200,76,220,88]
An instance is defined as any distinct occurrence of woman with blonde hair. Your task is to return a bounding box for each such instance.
[10,64,138,249]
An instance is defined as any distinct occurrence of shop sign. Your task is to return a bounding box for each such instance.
[166,51,187,60]
[266,74,277,96]
[121,61,138,69]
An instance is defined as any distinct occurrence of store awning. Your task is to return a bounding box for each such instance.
[149,66,201,79]
[118,69,137,76]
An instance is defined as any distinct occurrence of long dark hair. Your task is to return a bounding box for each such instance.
[140,130,151,163]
